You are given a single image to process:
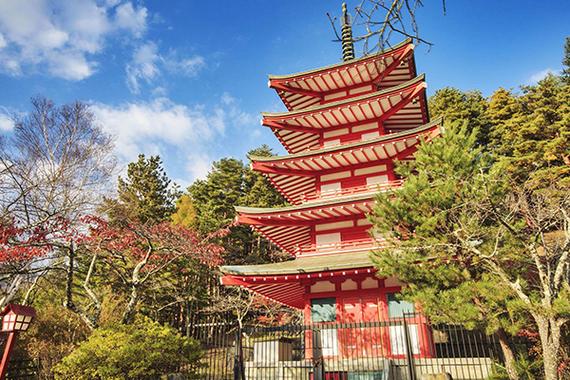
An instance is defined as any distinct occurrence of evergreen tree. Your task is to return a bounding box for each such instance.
[171,194,196,227]
[562,37,570,84]
[104,154,178,225]
[370,123,521,379]
[428,87,491,144]
[487,74,570,186]
[188,145,286,264]
[372,64,570,379]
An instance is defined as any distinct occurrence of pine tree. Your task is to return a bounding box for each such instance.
[562,37,570,84]
[487,75,570,186]
[104,154,178,225]
[370,123,521,379]
[428,87,491,144]
[187,146,286,264]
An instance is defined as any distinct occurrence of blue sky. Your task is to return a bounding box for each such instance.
[0,0,568,188]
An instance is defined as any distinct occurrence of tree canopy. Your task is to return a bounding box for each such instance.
[371,67,570,380]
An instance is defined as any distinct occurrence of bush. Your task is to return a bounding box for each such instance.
[22,303,90,379]
[53,317,201,380]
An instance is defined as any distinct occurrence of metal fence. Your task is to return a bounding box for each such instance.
[190,315,502,380]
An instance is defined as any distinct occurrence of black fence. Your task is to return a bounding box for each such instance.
[190,315,502,380]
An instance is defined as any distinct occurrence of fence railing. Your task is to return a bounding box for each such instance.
[190,315,502,380]
[294,238,386,257]
[300,180,404,203]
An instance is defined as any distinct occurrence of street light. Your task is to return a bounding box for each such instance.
[0,304,36,380]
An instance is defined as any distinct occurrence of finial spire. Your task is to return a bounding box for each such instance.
[341,3,354,61]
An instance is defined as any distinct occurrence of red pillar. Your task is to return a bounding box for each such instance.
[0,332,17,380]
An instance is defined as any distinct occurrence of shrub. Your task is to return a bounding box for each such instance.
[23,303,90,379]
[53,317,201,380]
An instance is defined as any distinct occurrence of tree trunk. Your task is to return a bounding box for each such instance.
[0,274,24,308]
[64,242,75,310]
[496,328,519,380]
[536,316,562,380]
[122,284,138,324]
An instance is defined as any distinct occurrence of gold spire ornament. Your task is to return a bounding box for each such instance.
[341,3,355,61]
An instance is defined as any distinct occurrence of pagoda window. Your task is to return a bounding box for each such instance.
[323,139,341,148]
[354,164,388,176]
[366,174,390,185]
[387,293,415,318]
[323,90,347,102]
[320,181,341,195]
[361,131,380,141]
[311,298,337,322]
[320,171,351,183]
[315,232,341,251]
[315,220,354,232]
[352,122,378,133]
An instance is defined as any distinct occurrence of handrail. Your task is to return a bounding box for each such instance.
[301,180,403,202]
[294,238,385,256]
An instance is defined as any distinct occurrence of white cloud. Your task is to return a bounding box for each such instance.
[0,111,14,132]
[113,2,148,38]
[92,94,255,182]
[92,97,221,161]
[125,43,206,94]
[527,68,559,84]
[0,0,148,80]
[220,92,258,127]
[185,153,213,181]
[163,54,205,77]
[126,42,160,93]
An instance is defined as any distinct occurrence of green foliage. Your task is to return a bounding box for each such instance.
[490,353,543,380]
[188,145,286,264]
[372,52,570,379]
[21,303,90,379]
[428,87,491,144]
[562,37,570,84]
[171,194,196,227]
[487,75,570,186]
[53,317,201,380]
[370,123,519,333]
[104,154,179,225]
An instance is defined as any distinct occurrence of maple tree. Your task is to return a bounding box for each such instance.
[78,216,224,325]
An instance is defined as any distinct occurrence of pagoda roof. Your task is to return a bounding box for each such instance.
[263,75,428,153]
[269,39,416,111]
[236,193,376,255]
[220,251,376,308]
[251,118,442,204]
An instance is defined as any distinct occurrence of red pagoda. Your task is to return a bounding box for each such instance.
[220,6,442,358]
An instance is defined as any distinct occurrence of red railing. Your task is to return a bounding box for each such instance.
[301,180,404,202]
[294,238,386,257]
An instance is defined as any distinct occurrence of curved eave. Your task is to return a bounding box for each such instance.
[268,38,412,81]
[235,192,374,219]
[221,251,374,277]
[263,74,425,120]
[252,118,442,165]
[220,252,377,309]
[263,75,428,154]
[235,194,376,255]
[269,39,416,111]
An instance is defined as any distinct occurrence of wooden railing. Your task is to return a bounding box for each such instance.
[301,180,404,203]
[294,238,386,257]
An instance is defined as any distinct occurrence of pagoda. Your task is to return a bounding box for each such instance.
[220,4,442,357]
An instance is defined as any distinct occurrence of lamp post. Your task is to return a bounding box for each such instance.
[0,304,35,380]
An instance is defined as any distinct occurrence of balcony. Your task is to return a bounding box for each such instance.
[294,238,386,257]
[301,180,404,203]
